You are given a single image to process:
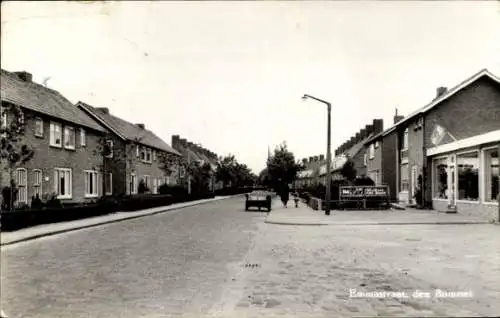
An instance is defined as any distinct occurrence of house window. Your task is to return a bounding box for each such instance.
[179,166,185,178]
[457,152,479,201]
[433,157,448,199]
[105,140,114,158]
[375,141,380,148]
[80,129,86,146]
[369,144,375,159]
[1,105,7,130]
[16,168,27,204]
[50,122,62,147]
[400,163,409,192]
[144,175,151,189]
[130,173,137,194]
[84,170,99,197]
[484,148,498,202]
[153,178,158,194]
[136,145,140,158]
[363,154,367,166]
[146,148,152,162]
[54,168,72,199]
[166,176,171,185]
[35,118,43,137]
[153,150,156,161]
[105,173,113,195]
[32,169,42,198]
[64,126,76,150]
[140,147,146,161]
[402,128,409,150]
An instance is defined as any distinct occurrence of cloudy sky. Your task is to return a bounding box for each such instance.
[2,1,500,173]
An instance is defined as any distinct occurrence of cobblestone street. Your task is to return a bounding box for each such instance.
[211,217,500,317]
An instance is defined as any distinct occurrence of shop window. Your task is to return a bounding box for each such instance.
[484,148,499,202]
[457,152,479,201]
[433,158,448,199]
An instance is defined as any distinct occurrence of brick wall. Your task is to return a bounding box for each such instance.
[381,131,398,201]
[1,108,104,204]
[424,76,500,149]
[366,139,383,184]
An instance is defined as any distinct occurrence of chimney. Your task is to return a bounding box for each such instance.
[313,156,318,162]
[309,156,314,163]
[372,119,383,134]
[172,135,180,149]
[436,86,447,98]
[360,128,366,138]
[302,158,308,166]
[319,154,325,161]
[14,71,32,82]
[180,138,188,148]
[96,107,109,115]
[393,108,404,124]
[355,132,361,142]
[136,123,145,129]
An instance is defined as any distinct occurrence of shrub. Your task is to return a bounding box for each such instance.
[1,186,18,211]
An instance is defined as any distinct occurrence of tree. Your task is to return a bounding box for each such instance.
[158,151,182,184]
[187,161,212,195]
[92,134,115,197]
[0,104,35,210]
[340,157,357,182]
[266,141,301,189]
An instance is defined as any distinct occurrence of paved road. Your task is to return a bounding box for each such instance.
[1,197,267,318]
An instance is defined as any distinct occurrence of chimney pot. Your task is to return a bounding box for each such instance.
[320,154,325,161]
[393,108,404,124]
[14,71,32,82]
[96,107,109,114]
[136,123,145,129]
[436,86,447,98]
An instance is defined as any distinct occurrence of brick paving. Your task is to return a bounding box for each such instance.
[210,219,500,317]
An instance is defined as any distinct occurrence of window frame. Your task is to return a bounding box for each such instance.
[402,128,409,151]
[64,126,76,150]
[482,145,499,205]
[32,169,43,198]
[16,168,28,204]
[54,168,72,199]
[432,155,449,201]
[105,140,114,158]
[144,175,151,189]
[153,177,158,194]
[456,150,480,203]
[50,122,63,148]
[400,162,409,193]
[369,143,375,159]
[80,128,86,147]
[34,117,44,137]
[130,173,137,195]
[84,170,99,198]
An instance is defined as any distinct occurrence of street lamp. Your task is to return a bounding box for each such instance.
[302,94,332,216]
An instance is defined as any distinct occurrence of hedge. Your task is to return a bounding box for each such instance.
[0,192,216,232]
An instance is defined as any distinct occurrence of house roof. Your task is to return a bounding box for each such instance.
[1,69,106,132]
[382,68,500,136]
[77,101,181,156]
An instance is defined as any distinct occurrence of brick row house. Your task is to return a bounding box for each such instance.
[1,70,107,206]
[294,119,384,187]
[364,68,500,221]
[171,135,222,192]
[77,102,182,196]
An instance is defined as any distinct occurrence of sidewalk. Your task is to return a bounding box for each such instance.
[1,195,242,247]
[265,200,490,226]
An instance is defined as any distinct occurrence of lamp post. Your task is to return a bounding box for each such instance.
[302,94,332,216]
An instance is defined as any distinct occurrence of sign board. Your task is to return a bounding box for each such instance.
[340,185,389,199]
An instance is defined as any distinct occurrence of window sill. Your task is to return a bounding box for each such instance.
[483,201,498,206]
[64,146,76,151]
[85,194,99,198]
[105,192,113,196]
[35,134,44,138]
[57,195,72,200]
[456,200,480,204]
[433,198,449,201]
[50,144,63,149]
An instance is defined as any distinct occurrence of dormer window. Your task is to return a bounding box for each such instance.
[50,122,62,148]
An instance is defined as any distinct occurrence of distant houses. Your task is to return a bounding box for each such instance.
[0,69,222,208]
[296,68,500,221]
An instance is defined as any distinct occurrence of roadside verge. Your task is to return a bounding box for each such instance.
[1,195,243,247]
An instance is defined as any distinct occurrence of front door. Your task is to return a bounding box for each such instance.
[411,165,418,204]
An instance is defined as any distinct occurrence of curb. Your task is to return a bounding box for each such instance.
[264,220,490,226]
[1,194,245,247]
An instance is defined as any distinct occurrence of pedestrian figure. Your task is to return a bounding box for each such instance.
[279,183,290,208]
[293,192,300,208]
